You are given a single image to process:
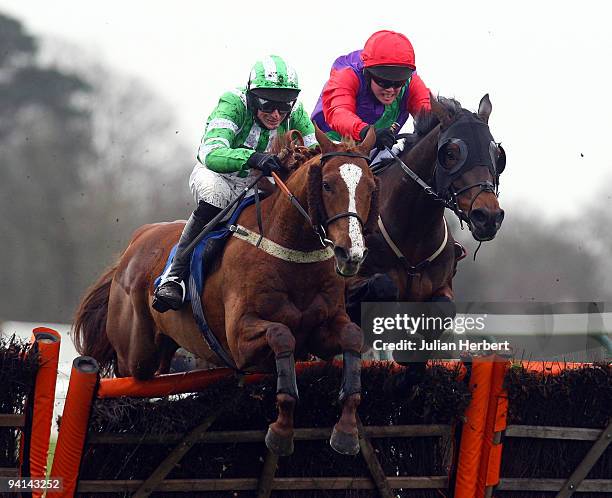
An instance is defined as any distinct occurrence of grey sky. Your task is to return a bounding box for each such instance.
[2,0,611,220]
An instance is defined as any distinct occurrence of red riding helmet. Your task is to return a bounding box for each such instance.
[361,30,416,81]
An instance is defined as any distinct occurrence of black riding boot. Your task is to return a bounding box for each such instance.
[152,201,222,313]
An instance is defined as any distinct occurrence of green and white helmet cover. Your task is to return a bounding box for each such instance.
[248,55,300,93]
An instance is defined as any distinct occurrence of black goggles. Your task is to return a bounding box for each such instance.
[370,75,410,89]
[256,97,295,114]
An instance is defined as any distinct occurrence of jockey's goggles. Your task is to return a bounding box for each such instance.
[256,97,295,114]
[370,75,408,89]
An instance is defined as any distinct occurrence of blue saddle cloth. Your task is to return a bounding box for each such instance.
[154,196,256,300]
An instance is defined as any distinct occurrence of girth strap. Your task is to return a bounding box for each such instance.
[188,274,243,372]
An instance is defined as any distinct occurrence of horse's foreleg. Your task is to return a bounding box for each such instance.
[431,282,454,302]
[265,323,298,456]
[385,282,456,394]
[331,318,363,455]
[155,334,179,375]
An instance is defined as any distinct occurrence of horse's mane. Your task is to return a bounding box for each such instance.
[395,96,462,155]
[268,131,321,172]
[414,96,462,137]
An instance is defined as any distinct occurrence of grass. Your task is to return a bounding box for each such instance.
[46,437,56,476]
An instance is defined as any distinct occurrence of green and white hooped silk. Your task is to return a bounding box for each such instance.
[249,55,299,90]
[197,87,316,177]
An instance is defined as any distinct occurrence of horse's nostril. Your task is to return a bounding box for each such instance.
[334,246,349,262]
[496,210,505,225]
[470,209,488,225]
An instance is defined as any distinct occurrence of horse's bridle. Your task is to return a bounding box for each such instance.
[273,151,371,248]
[437,165,499,227]
[313,151,371,247]
[389,122,503,229]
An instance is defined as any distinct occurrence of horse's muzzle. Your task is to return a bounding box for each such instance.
[334,246,368,277]
[469,207,505,241]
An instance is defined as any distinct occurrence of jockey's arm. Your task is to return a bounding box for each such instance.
[406,73,432,117]
[321,68,367,142]
[288,102,318,148]
[197,91,254,174]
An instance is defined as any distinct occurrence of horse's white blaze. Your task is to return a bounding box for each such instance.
[339,163,365,259]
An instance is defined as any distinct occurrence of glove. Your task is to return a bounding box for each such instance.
[359,126,396,150]
[247,152,283,177]
[374,127,396,150]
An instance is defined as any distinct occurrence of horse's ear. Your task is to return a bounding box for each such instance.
[287,129,304,147]
[314,122,335,154]
[430,92,452,128]
[478,94,492,124]
[358,126,377,154]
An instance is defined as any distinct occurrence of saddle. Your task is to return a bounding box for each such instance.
[154,196,257,302]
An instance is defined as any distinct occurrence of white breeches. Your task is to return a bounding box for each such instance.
[189,163,259,209]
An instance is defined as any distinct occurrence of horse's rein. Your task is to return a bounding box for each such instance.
[271,171,316,227]
[385,146,498,230]
[270,171,333,248]
[384,147,446,204]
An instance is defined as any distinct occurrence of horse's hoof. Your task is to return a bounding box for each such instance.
[265,427,294,456]
[330,427,360,455]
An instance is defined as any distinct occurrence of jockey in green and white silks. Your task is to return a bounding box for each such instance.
[153,55,317,313]
[191,90,316,207]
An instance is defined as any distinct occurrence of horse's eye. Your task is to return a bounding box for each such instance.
[323,182,332,192]
[442,143,460,168]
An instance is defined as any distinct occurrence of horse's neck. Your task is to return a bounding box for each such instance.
[379,126,446,256]
[402,124,440,188]
[387,126,442,223]
[263,165,322,251]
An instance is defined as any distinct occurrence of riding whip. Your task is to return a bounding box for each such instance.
[271,171,314,226]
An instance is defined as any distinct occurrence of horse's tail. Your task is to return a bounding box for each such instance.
[72,263,118,376]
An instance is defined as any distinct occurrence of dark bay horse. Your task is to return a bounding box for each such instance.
[346,95,505,382]
[74,126,379,455]
[349,94,505,305]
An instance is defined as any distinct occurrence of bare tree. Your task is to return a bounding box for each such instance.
[0,13,192,322]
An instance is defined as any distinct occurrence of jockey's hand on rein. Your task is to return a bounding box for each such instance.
[247,152,284,177]
[359,125,397,151]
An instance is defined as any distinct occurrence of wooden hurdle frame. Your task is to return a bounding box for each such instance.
[50,359,463,497]
[0,413,25,480]
[462,361,612,497]
[47,355,612,498]
[1,327,60,498]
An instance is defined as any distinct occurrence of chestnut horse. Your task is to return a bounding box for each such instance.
[73,126,379,455]
[347,95,506,377]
